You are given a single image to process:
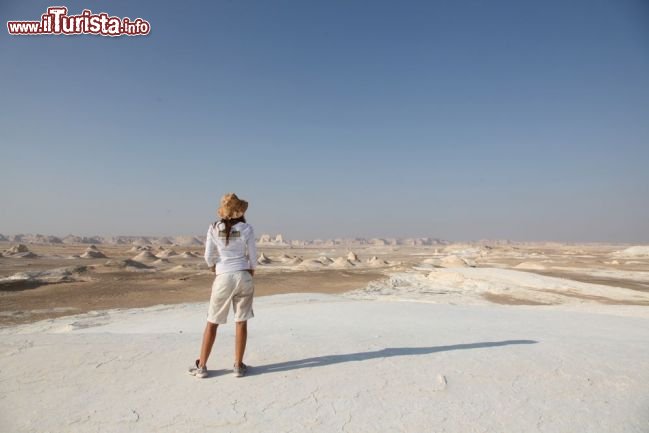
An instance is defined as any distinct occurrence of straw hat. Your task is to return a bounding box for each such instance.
[217,193,249,220]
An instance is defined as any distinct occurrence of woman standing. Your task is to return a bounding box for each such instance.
[188,193,257,378]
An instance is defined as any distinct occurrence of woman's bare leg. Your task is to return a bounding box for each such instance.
[235,321,247,366]
[199,322,218,367]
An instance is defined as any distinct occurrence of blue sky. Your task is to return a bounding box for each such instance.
[1,0,648,241]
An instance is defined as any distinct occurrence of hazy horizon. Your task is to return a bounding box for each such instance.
[2,0,648,243]
[0,229,644,245]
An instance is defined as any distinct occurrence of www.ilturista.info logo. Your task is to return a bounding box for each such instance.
[7,6,150,36]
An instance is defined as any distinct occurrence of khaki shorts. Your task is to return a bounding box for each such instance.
[206,270,255,324]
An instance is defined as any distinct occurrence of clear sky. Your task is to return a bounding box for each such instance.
[1,0,648,242]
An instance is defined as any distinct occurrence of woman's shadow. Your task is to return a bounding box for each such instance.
[248,339,537,375]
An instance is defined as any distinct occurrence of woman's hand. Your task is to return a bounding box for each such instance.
[209,265,216,274]
[247,269,255,277]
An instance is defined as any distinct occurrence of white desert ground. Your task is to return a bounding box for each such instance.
[1,236,649,432]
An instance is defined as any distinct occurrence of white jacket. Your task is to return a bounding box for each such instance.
[204,221,257,274]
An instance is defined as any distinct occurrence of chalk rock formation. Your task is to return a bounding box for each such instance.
[347,251,360,262]
[257,253,271,265]
[80,245,108,259]
[132,251,159,262]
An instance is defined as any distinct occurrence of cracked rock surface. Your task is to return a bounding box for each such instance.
[1,293,648,432]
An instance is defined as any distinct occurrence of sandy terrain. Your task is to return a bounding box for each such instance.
[0,269,381,326]
[2,241,649,326]
[1,239,649,432]
[0,242,389,326]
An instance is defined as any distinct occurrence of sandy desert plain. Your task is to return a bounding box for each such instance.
[1,235,649,432]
